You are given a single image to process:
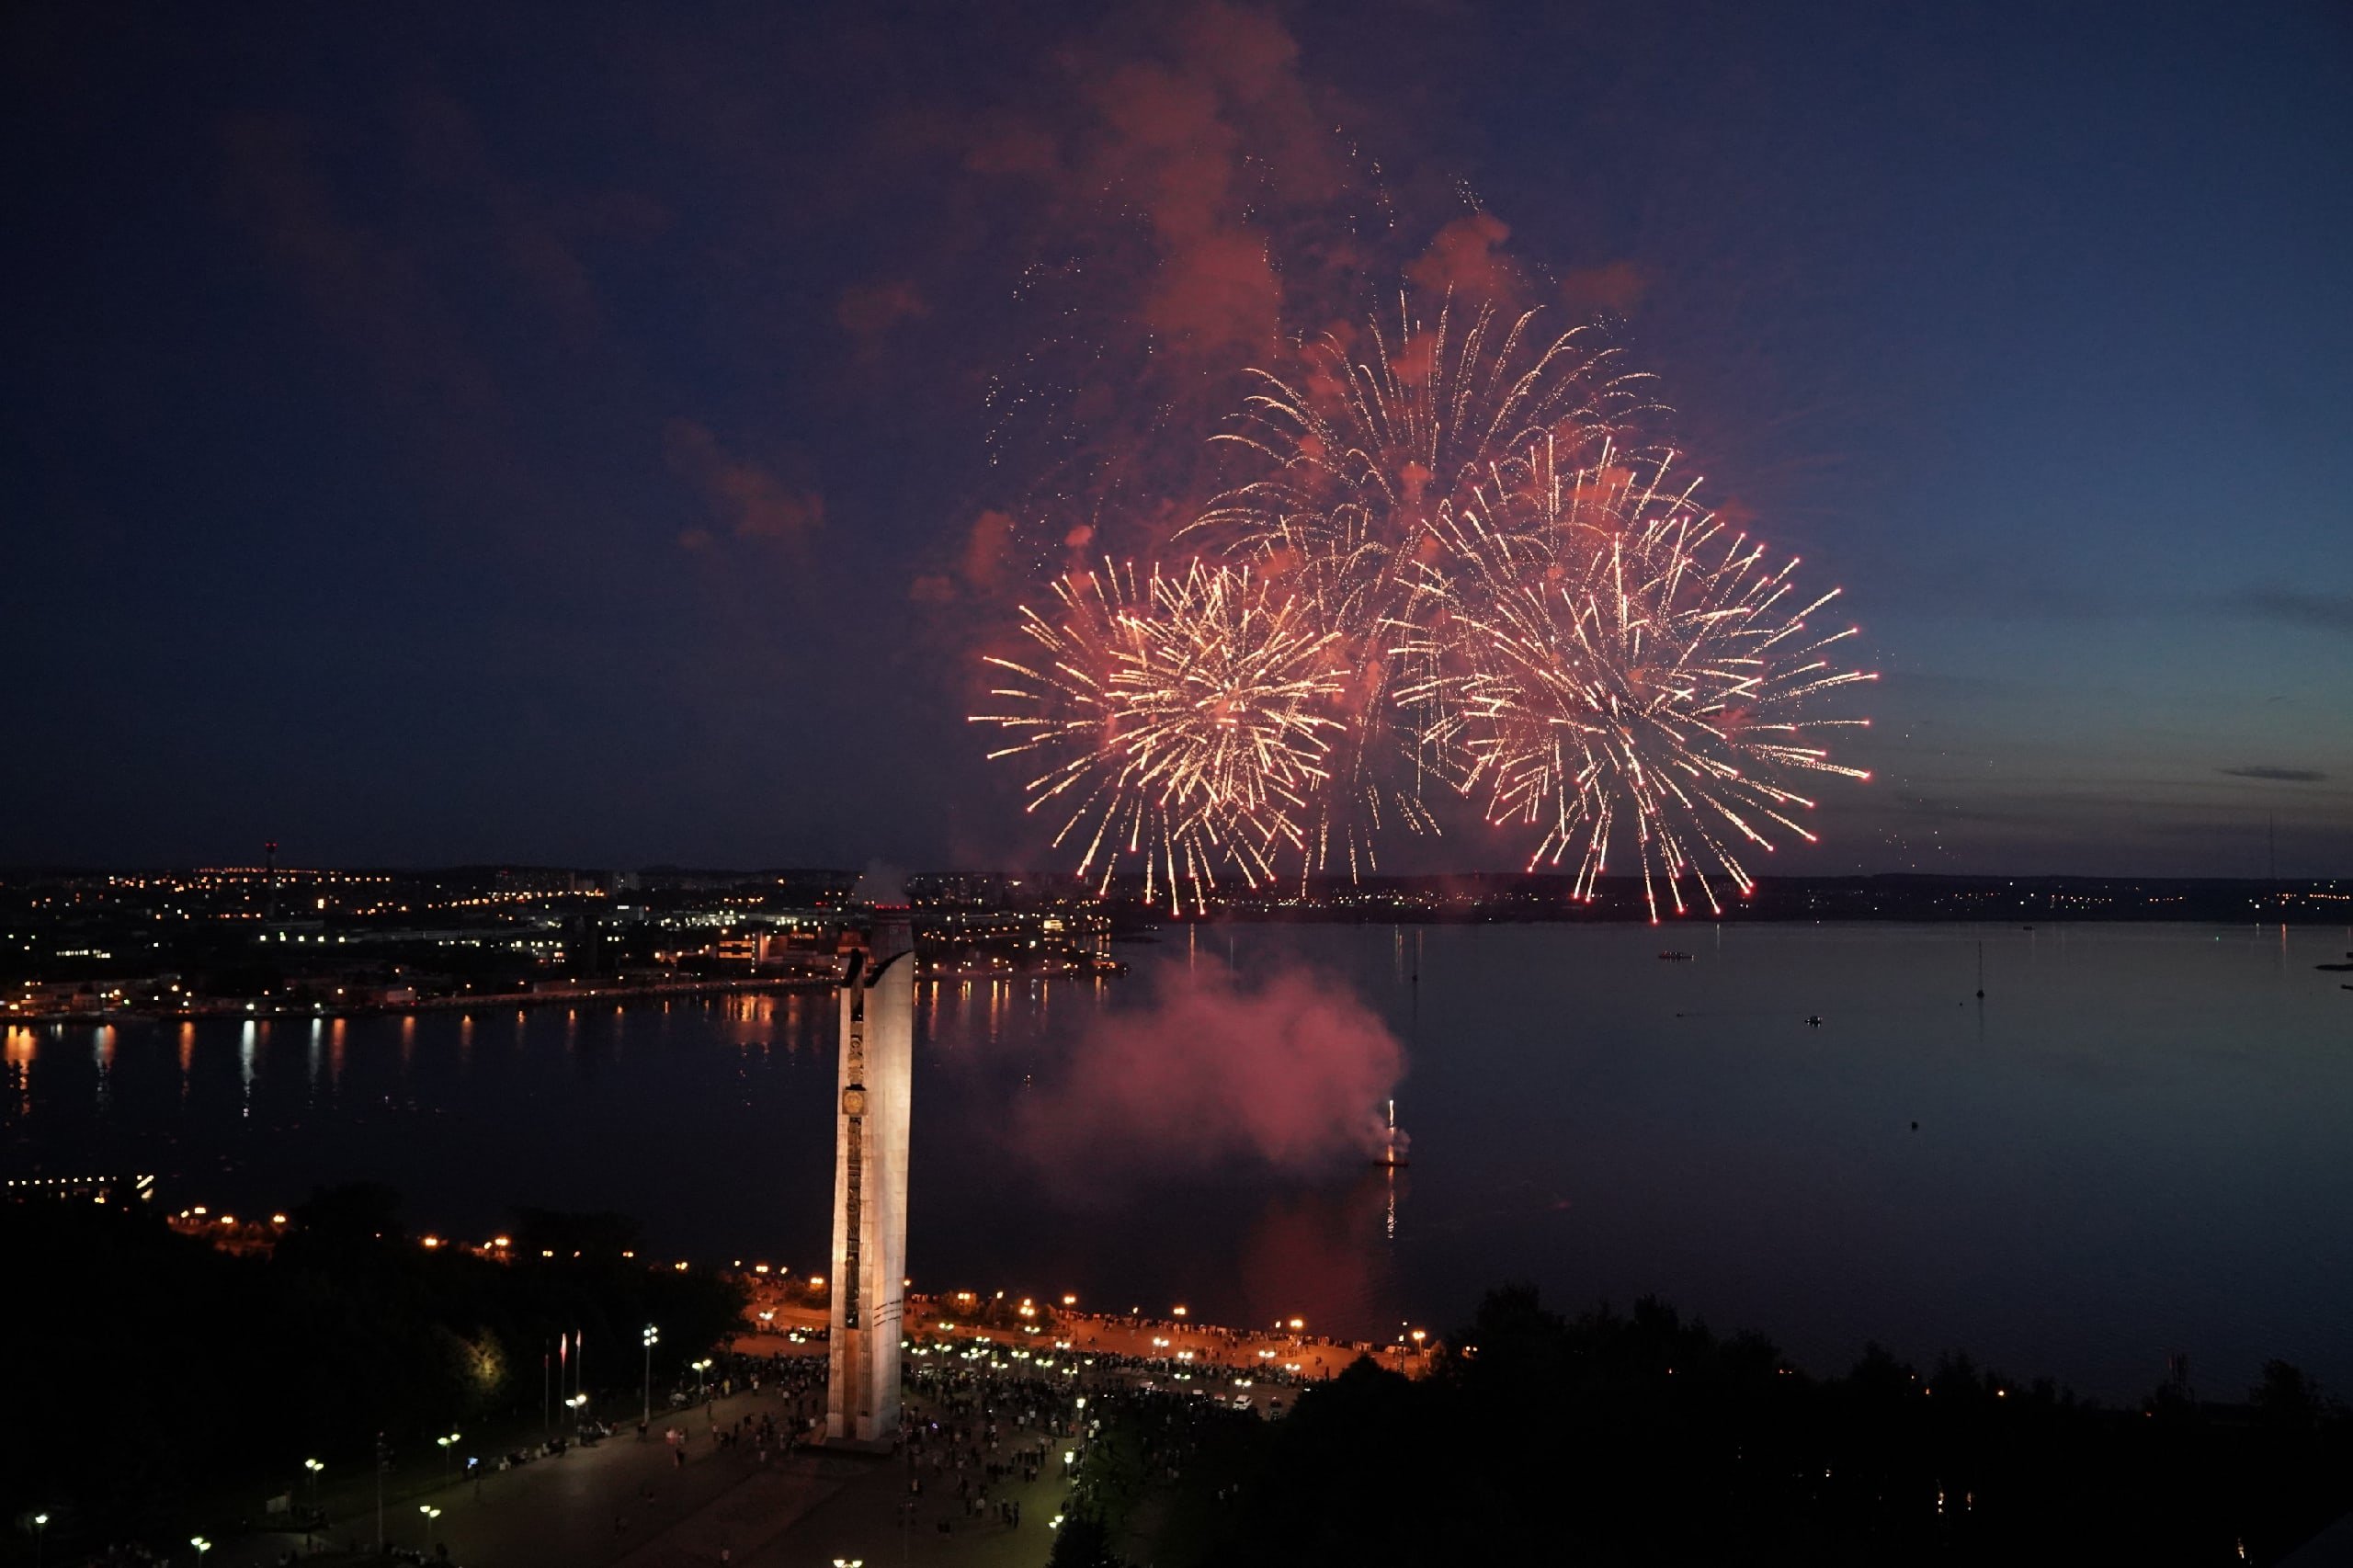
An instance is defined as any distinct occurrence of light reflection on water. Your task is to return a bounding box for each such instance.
[2,922,2349,1400]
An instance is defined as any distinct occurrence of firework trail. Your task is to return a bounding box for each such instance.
[1183,296,1648,877]
[971,561,1348,914]
[1422,439,1876,921]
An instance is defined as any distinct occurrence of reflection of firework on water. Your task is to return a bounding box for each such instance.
[1425,439,1876,921]
[972,561,1348,914]
[1184,297,1647,876]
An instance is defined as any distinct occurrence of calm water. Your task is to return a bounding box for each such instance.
[6,922,2350,1402]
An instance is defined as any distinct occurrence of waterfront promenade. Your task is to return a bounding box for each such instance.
[198,1298,1414,1568]
[216,1380,1074,1568]
[739,1279,1427,1386]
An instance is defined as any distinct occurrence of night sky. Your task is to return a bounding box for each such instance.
[6,3,2347,876]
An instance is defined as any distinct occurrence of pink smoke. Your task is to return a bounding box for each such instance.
[1016,957,1404,1178]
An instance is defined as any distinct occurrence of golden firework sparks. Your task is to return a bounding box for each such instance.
[1184,294,1646,879]
[1424,439,1876,922]
[972,561,1347,914]
[977,294,1873,915]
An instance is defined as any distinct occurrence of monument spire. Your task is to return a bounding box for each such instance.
[824,886,915,1446]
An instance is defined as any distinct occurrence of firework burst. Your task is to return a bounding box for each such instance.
[1183,295,1649,876]
[976,293,1874,915]
[972,561,1348,913]
[1426,441,1876,921]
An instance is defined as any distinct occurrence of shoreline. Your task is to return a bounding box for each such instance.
[5,975,835,1026]
[732,1280,1435,1386]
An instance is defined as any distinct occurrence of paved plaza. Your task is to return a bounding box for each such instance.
[223,1391,1077,1568]
[202,1303,1415,1568]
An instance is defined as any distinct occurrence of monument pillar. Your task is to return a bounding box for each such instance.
[824,911,913,1445]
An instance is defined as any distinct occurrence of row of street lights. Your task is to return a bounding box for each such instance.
[30,1295,1390,1565]
[51,1329,728,1567]
[31,1517,216,1566]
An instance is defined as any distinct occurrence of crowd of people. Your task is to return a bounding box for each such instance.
[51,1326,1302,1566]
[892,1329,1286,1554]
[902,1358,1081,1538]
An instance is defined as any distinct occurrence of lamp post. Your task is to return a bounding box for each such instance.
[642,1324,660,1423]
[374,1433,390,1554]
[190,1539,210,1567]
[436,1430,460,1482]
[418,1505,441,1551]
[691,1357,713,1403]
[31,1514,46,1568]
[301,1457,324,1546]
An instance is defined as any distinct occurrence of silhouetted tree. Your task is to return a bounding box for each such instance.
[291,1178,404,1244]
[1047,1510,1125,1568]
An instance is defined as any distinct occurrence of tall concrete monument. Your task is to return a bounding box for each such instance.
[824,904,914,1446]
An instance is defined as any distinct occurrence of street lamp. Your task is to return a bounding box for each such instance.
[642,1323,661,1423]
[834,1559,864,1567]
[435,1430,460,1481]
[691,1356,713,1403]
[31,1514,46,1568]
[374,1433,392,1554]
[418,1504,441,1550]
[190,1539,210,1566]
[299,1456,325,1546]
[1410,1329,1427,1357]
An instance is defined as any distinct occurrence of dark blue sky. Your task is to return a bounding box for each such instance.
[5,2,2347,875]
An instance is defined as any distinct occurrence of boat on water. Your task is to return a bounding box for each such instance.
[1373,1098,1410,1168]
[1804,1015,1824,1028]
[1657,950,1694,961]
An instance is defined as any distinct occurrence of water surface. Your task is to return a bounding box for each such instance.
[6,921,2348,1402]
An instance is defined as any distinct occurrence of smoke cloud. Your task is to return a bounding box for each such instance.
[1016,957,1404,1179]
[664,418,824,549]
[853,858,908,905]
